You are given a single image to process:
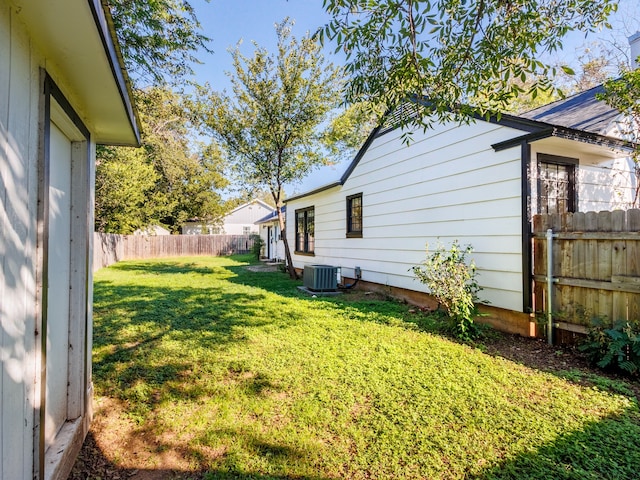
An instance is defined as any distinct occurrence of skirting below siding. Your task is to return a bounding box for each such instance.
[324,274,539,338]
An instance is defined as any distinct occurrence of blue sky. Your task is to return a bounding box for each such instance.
[191,0,338,92]
[188,0,640,195]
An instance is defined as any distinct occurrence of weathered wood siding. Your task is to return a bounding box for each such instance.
[0,4,40,478]
[93,233,257,270]
[287,121,526,311]
[532,210,640,332]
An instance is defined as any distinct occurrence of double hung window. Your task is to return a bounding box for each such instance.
[346,193,363,238]
[295,207,314,254]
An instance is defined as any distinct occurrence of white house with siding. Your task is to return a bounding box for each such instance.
[285,89,636,335]
[0,1,139,479]
[255,206,286,262]
[182,199,273,235]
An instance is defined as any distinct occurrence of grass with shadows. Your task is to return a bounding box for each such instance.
[90,255,640,479]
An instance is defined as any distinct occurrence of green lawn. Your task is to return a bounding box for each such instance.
[92,255,640,479]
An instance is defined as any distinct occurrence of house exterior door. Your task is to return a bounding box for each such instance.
[267,226,273,259]
[45,121,72,449]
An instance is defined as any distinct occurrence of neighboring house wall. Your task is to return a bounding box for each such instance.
[182,222,220,235]
[223,201,272,235]
[183,200,273,235]
[287,121,527,312]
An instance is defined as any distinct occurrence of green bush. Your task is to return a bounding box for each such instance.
[579,317,640,376]
[412,240,483,341]
[250,235,264,260]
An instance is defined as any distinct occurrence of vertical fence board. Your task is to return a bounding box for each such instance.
[93,234,256,271]
[533,209,640,333]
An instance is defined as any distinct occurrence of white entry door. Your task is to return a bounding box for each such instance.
[44,120,72,449]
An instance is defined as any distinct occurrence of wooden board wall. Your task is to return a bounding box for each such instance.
[533,210,640,329]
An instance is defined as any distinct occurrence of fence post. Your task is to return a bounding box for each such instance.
[546,228,555,345]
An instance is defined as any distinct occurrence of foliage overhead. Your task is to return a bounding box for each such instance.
[199,19,363,277]
[107,0,211,86]
[320,0,618,128]
[596,68,640,205]
[597,68,640,154]
[202,19,343,199]
[96,87,230,234]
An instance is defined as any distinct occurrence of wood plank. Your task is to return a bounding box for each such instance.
[0,4,10,473]
[597,212,612,281]
[611,212,628,322]
[555,321,588,334]
[532,275,640,294]
[611,210,625,231]
[531,232,640,240]
[573,212,585,232]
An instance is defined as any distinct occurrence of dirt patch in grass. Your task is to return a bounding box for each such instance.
[245,264,281,272]
[69,397,205,480]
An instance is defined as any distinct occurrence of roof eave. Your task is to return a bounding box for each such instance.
[10,0,140,146]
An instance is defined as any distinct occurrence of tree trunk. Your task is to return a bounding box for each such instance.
[277,207,298,279]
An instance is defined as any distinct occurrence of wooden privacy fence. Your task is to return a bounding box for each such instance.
[93,233,257,271]
[532,209,640,340]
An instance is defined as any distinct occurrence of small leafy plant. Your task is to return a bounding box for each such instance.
[250,235,264,260]
[579,317,640,376]
[412,240,482,341]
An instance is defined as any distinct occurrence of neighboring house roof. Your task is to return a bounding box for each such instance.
[286,88,632,203]
[13,0,140,145]
[226,199,274,217]
[255,206,286,225]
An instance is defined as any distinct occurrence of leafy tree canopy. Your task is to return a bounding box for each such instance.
[320,0,618,128]
[596,68,640,205]
[107,0,211,87]
[96,87,230,234]
[199,19,368,276]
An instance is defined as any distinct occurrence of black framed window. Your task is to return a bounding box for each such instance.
[295,207,314,254]
[346,193,363,238]
[537,154,578,215]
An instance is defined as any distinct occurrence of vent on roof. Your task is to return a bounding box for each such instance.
[303,265,338,292]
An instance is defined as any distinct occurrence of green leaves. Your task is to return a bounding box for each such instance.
[95,87,230,234]
[580,319,640,376]
[320,0,617,129]
[107,0,211,87]
[596,68,640,204]
[412,240,483,341]
[199,19,357,277]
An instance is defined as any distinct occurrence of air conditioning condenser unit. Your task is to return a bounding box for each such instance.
[303,265,338,292]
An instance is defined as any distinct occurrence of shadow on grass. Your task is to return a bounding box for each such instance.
[85,257,640,479]
[70,431,332,480]
[471,411,640,479]
[222,261,640,400]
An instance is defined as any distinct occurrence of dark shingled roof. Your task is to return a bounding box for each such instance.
[518,85,621,139]
[255,206,285,224]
